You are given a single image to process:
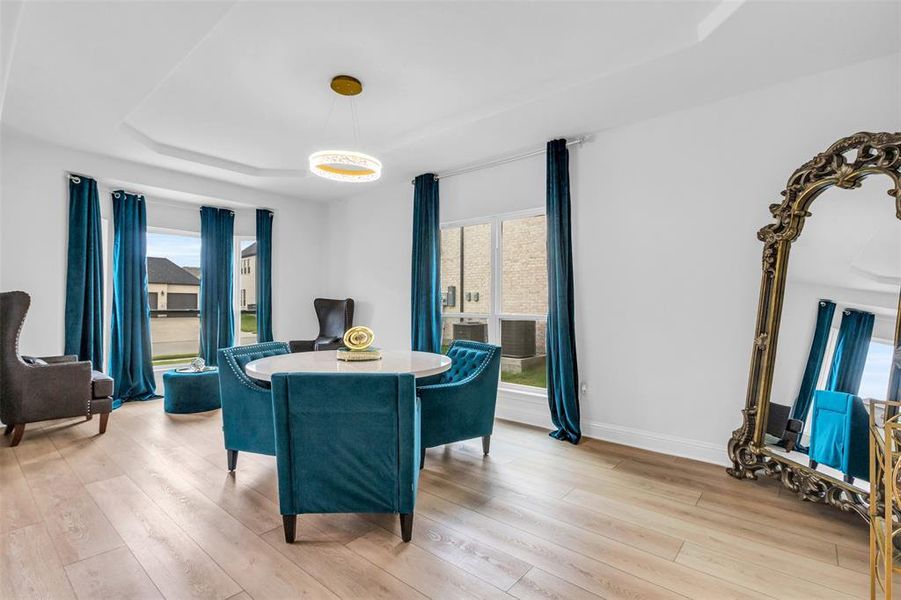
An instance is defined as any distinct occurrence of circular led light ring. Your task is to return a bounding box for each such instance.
[309,151,382,182]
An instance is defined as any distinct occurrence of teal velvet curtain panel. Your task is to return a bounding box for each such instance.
[546,139,581,444]
[200,206,235,366]
[65,174,104,366]
[109,191,156,403]
[411,174,441,354]
[826,309,875,395]
[255,208,274,343]
[790,300,836,422]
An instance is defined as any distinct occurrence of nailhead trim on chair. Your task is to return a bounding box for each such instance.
[418,341,499,391]
[220,342,289,392]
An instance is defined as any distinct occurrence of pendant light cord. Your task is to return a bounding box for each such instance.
[351,96,360,149]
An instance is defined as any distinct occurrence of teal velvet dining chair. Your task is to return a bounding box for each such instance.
[807,389,869,484]
[417,340,501,468]
[217,341,289,471]
[271,372,421,543]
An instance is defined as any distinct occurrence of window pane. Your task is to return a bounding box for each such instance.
[147,232,201,366]
[441,223,491,314]
[441,317,488,353]
[239,240,258,345]
[440,227,461,312]
[858,340,894,399]
[502,215,547,315]
[499,319,547,389]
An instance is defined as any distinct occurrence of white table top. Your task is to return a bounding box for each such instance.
[244,350,452,382]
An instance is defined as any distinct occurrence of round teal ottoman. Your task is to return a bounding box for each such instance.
[163,368,220,414]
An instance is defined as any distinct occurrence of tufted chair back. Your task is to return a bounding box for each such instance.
[220,341,289,376]
[438,341,495,384]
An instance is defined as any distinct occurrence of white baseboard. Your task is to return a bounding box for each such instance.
[496,388,730,467]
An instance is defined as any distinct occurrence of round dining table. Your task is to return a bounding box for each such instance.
[244,349,452,382]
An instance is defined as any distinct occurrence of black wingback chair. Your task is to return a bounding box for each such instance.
[289,298,355,353]
[766,402,803,453]
[0,291,113,446]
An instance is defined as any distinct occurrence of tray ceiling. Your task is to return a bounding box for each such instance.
[2,1,899,200]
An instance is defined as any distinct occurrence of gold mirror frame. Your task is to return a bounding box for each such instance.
[728,131,901,520]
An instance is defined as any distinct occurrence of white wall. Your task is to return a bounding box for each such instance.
[326,53,901,464]
[0,130,328,358]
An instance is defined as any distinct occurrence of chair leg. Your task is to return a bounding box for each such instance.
[283,515,297,543]
[3,424,12,436]
[9,424,25,447]
[809,459,818,470]
[844,474,855,485]
[85,414,93,421]
[98,413,109,434]
[399,512,414,542]
[420,446,426,470]
[227,450,238,472]
[482,435,491,456]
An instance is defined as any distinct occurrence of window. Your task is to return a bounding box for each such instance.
[858,340,894,400]
[441,211,548,390]
[238,239,258,345]
[146,231,201,366]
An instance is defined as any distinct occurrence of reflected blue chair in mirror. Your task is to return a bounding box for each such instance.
[417,340,501,468]
[807,389,869,484]
[271,372,421,543]
[217,341,289,471]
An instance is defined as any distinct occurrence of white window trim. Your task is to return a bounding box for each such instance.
[441,207,547,396]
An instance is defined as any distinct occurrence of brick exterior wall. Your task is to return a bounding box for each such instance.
[439,216,547,353]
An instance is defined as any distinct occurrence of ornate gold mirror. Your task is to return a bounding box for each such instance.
[729,132,901,519]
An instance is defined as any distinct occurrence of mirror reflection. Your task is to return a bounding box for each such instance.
[767,183,900,490]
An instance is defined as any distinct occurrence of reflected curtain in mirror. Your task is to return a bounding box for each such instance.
[791,299,836,424]
[411,173,441,354]
[546,139,581,444]
[109,191,156,403]
[65,174,104,366]
[200,206,235,366]
[256,208,274,343]
[826,309,875,395]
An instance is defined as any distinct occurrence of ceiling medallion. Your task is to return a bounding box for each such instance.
[309,75,382,183]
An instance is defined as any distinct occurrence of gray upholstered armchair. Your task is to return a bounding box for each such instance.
[1,291,113,446]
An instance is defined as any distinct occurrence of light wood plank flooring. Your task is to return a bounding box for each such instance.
[0,400,874,599]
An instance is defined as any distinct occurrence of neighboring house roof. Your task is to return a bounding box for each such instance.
[183,266,201,279]
[241,242,257,258]
[147,257,200,286]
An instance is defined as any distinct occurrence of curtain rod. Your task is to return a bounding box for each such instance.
[410,137,586,185]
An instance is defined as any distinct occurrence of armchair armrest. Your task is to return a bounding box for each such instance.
[313,337,342,351]
[39,354,79,364]
[289,340,315,353]
[19,360,93,421]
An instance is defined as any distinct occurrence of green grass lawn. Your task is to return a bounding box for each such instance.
[241,313,257,333]
[501,364,547,389]
[152,353,199,366]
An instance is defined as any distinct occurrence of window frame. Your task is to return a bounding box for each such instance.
[440,207,547,394]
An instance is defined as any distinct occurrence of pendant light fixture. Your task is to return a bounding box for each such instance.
[308,75,382,183]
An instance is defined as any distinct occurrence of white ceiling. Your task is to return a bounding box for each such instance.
[789,179,901,305]
[2,1,900,201]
